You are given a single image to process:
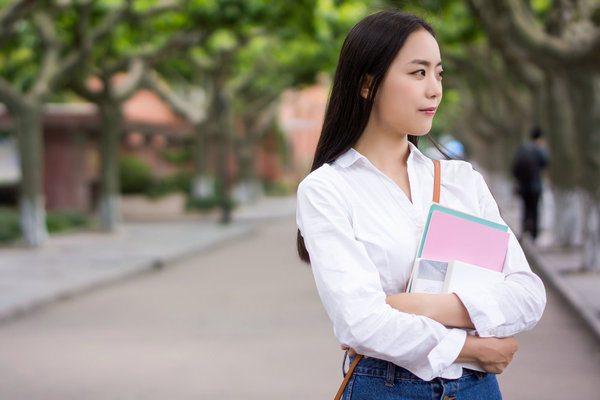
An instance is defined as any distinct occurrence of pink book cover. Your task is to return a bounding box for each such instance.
[419,207,510,272]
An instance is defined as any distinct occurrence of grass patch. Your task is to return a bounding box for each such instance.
[0,207,92,243]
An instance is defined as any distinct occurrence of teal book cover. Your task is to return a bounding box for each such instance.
[416,203,510,272]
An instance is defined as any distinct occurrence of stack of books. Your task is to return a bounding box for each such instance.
[406,203,511,371]
[407,203,510,296]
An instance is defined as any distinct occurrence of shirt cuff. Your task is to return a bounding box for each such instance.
[454,285,506,337]
[427,328,467,378]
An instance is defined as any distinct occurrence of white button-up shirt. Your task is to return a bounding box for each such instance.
[296,144,546,381]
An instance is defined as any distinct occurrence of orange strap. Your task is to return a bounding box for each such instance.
[433,159,441,203]
[334,354,363,400]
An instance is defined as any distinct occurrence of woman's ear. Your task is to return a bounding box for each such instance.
[360,74,373,99]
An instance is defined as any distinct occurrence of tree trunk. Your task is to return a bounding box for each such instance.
[570,70,600,195]
[15,102,48,246]
[561,69,600,196]
[234,136,262,204]
[98,101,124,231]
[191,121,214,200]
[569,70,600,270]
[551,186,584,248]
[581,192,600,270]
[542,71,583,246]
[542,72,577,190]
[215,90,232,224]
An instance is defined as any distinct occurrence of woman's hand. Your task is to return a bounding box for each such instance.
[457,335,519,374]
[340,344,357,356]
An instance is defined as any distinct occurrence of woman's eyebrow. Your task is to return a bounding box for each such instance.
[409,59,443,67]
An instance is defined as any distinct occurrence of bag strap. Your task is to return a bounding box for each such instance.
[433,159,441,203]
[334,354,363,400]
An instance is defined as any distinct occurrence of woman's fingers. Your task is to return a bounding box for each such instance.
[340,344,357,356]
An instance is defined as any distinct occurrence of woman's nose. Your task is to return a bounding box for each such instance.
[426,75,442,99]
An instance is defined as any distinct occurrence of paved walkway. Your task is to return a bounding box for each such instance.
[0,209,598,399]
[0,196,296,322]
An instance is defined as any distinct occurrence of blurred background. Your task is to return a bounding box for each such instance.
[0,0,599,399]
[0,0,599,254]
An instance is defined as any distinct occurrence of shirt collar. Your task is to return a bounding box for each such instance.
[334,148,362,168]
[334,141,431,169]
[407,141,432,164]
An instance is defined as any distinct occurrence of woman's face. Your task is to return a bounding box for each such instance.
[367,29,443,137]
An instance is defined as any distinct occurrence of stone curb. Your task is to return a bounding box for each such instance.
[522,240,600,342]
[0,223,255,324]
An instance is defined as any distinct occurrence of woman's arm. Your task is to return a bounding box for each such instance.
[386,167,546,338]
[451,170,546,338]
[344,334,519,374]
[386,293,474,329]
[298,174,469,381]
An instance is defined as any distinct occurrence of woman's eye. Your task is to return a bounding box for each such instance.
[438,70,444,79]
[413,70,426,77]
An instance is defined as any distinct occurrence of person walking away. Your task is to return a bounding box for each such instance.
[512,127,550,241]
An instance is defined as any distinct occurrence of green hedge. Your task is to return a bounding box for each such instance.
[263,181,295,196]
[185,178,237,212]
[0,208,91,243]
[160,149,192,165]
[0,208,20,242]
[146,172,192,199]
[119,155,153,194]
[46,211,91,233]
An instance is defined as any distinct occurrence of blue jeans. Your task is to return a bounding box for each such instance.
[342,356,502,400]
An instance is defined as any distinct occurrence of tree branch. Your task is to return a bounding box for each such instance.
[32,9,58,47]
[243,89,281,117]
[0,0,38,42]
[188,53,216,72]
[0,75,24,111]
[136,31,208,68]
[68,74,103,103]
[130,0,180,20]
[75,0,95,49]
[28,11,61,100]
[89,0,132,45]
[52,2,133,94]
[246,98,279,140]
[505,0,599,63]
[114,58,145,101]
[103,31,208,78]
[142,69,205,124]
[471,0,600,66]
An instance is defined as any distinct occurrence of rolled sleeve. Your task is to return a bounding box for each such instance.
[427,328,467,378]
[453,282,506,337]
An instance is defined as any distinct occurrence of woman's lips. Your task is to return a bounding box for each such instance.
[420,107,437,116]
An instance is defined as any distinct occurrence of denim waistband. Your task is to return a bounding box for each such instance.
[347,355,484,382]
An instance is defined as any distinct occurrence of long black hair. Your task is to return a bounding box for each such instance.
[297,11,436,263]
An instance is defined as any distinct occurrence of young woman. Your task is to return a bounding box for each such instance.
[295,11,546,399]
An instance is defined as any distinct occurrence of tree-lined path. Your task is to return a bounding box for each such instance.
[0,217,599,399]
